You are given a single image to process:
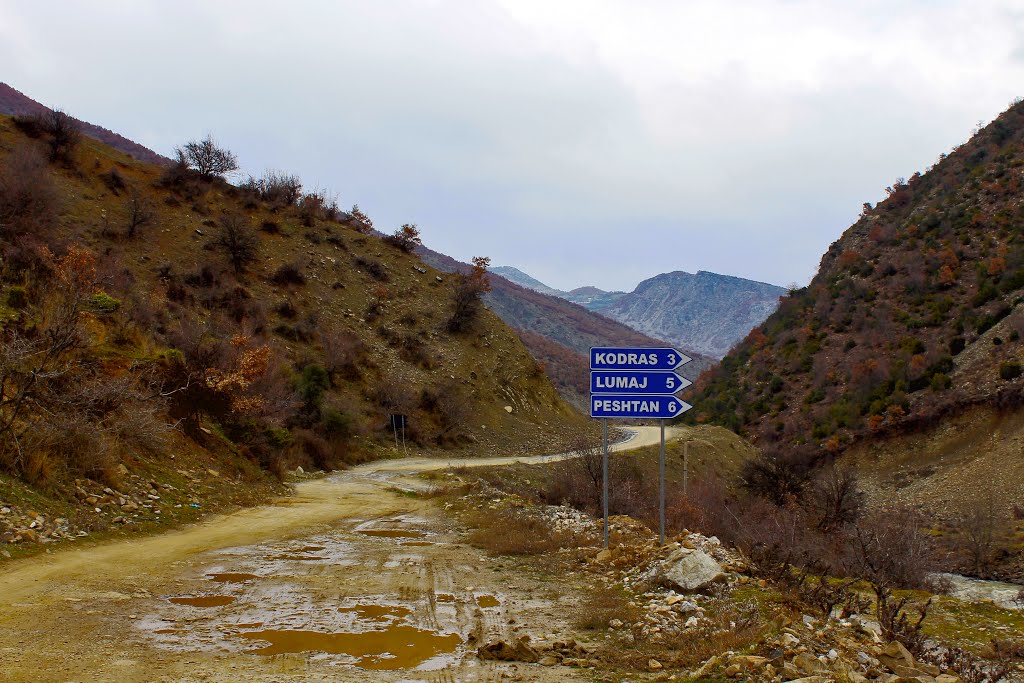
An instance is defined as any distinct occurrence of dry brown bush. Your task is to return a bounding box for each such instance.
[575,585,641,631]
[466,507,596,556]
[0,143,58,239]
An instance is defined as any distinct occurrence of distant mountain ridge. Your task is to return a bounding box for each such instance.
[489,265,785,359]
[420,251,714,408]
[0,82,170,166]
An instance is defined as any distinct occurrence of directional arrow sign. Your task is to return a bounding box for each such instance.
[590,347,691,371]
[590,395,693,419]
[590,370,691,395]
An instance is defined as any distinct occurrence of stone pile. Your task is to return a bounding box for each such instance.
[478,636,597,667]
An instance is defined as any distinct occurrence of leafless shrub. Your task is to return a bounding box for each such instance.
[14,109,81,164]
[0,143,58,238]
[213,214,260,274]
[420,381,472,445]
[804,465,865,531]
[125,189,155,238]
[952,498,1010,577]
[740,451,811,505]
[298,189,339,226]
[241,170,302,208]
[848,507,937,591]
[925,644,1011,683]
[271,261,305,285]
[319,327,363,382]
[100,167,127,194]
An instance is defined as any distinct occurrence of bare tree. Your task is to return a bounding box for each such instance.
[125,189,155,238]
[175,135,239,179]
[954,499,1008,577]
[318,326,363,382]
[0,143,57,238]
[37,108,81,164]
[213,214,259,274]
[804,465,865,531]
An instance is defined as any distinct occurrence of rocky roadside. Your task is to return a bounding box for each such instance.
[450,477,1024,682]
[1,464,284,556]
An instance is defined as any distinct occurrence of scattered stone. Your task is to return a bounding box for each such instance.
[658,547,725,593]
[879,641,915,671]
[478,636,540,663]
[649,658,663,670]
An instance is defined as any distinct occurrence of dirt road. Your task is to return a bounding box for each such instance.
[0,426,673,682]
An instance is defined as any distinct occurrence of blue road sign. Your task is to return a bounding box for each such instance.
[590,347,691,371]
[590,395,693,419]
[590,370,691,395]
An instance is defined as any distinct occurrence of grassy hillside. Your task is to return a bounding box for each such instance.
[689,99,1024,469]
[0,110,585,549]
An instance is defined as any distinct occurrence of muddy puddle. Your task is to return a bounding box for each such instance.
[207,573,259,583]
[239,625,462,669]
[338,604,412,623]
[168,595,236,608]
[475,595,500,608]
[145,521,466,671]
[358,529,426,539]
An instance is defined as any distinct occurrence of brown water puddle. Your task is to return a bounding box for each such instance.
[475,595,500,608]
[239,625,461,669]
[207,572,259,583]
[339,604,413,623]
[400,541,432,547]
[298,545,325,552]
[435,594,455,603]
[358,529,425,539]
[168,595,236,608]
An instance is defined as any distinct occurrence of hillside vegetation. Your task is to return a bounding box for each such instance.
[0,109,583,547]
[691,99,1024,472]
[418,246,714,408]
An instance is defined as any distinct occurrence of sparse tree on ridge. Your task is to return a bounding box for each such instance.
[175,135,239,179]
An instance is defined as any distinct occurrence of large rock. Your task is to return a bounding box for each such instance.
[477,636,539,663]
[879,641,915,672]
[659,547,725,592]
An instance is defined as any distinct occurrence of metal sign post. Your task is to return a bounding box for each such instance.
[590,347,693,550]
[602,419,609,549]
[659,421,666,545]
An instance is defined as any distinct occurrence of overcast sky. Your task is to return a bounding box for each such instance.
[2,1,1023,291]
